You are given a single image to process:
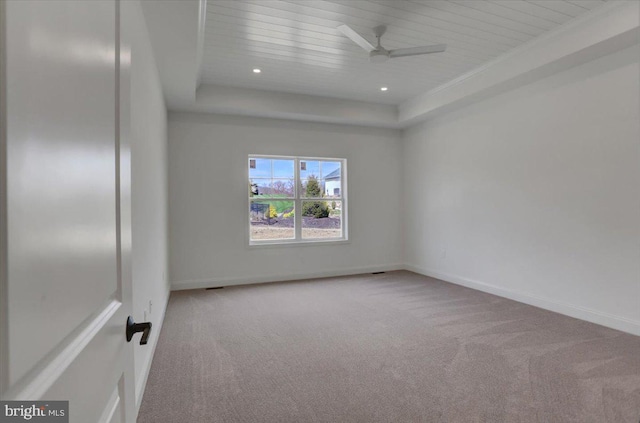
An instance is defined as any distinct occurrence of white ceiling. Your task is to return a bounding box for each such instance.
[142,0,636,127]
[201,0,610,105]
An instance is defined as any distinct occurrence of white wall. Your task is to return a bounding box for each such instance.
[130,2,169,409]
[403,45,640,335]
[168,113,403,289]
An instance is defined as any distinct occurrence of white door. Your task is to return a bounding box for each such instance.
[1,1,138,422]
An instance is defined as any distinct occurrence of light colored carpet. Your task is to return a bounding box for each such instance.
[138,271,640,423]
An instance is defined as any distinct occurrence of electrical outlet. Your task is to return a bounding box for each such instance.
[149,300,153,315]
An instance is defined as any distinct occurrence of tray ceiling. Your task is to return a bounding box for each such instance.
[201,0,610,105]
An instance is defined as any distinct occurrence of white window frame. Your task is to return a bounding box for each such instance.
[248,155,348,246]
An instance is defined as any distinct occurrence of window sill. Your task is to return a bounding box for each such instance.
[248,238,350,248]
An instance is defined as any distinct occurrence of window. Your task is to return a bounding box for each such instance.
[249,155,347,244]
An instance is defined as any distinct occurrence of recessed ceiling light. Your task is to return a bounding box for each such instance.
[253,68,261,74]
[380,87,388,91]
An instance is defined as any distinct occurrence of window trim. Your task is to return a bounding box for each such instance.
[248,154,348,246]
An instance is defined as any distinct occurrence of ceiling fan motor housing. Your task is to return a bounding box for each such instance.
[369,49,389,63]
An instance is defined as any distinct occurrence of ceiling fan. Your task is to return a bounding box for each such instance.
[337,24,446,63]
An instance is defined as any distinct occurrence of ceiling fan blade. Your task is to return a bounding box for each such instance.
[337,24,376,52]
[389,44,447,58]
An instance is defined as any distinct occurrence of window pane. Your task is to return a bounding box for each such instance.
[250,201,295,241]
[301,200,342,239]
[249,158,294,195]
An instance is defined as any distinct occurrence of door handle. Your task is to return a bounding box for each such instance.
[126,316,152,345]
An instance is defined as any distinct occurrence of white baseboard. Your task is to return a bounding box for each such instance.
[171,263,405,291]
[135,289,170,413]
[404,264,640,337]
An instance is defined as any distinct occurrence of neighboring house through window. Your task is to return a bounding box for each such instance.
[324,168,341,198]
